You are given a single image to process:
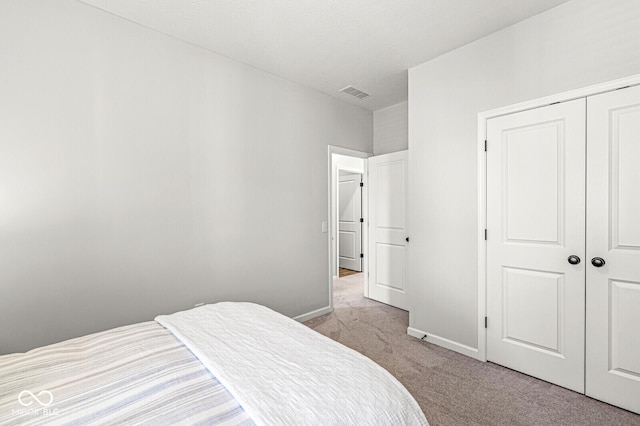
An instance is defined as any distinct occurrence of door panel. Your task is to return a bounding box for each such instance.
[375,161,406,229]
[609,103,640,248]
[502,267,564,354]
[338,231,356,262]
[504,123,564,244]
[486,99,586,392]
[375,243,405,290]
[586,85,640,414]
[368,150,408,310]
[609,280,640,376]
[338,173,362,271]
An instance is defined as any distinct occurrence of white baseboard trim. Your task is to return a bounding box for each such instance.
[293,305,332,323]
[407,326,479,360]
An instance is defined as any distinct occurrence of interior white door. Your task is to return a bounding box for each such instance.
[338,173,362,271]
[585,85,640,414]
[486,99,586,392]
[368,150,409,310]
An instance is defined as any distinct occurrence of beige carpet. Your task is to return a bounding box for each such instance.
[304,273,640,426]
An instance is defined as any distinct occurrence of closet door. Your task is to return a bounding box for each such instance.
[586,85,640,414]
[486,99,586,392]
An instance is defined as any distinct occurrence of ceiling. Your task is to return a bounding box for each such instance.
[79,0,569,111]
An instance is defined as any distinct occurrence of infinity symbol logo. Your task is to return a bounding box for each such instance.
[18,390,54,407]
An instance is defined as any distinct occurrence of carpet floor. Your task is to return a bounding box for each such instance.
[304,273,640,426]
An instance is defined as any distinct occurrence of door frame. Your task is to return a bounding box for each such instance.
[476,73,640,362]
[328,146,372,312]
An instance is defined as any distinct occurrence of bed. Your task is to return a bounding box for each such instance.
[0,302,428,425]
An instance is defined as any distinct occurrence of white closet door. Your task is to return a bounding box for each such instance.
[338,173,362,271]
[486,99,586,392]
[368,150,409,310]
[586,85,640,414]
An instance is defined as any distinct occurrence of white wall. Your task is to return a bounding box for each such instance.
[373,101,408,155]
[408,0,640,350]
[0,0,372,354]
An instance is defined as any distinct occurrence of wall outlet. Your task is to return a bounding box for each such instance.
[321,221,328,233]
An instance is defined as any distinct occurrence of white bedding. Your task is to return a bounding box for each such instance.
[0,321,253,425]
[156,302,428,426]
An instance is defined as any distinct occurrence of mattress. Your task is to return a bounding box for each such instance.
[0,321,253,425]
[0,303,428,425]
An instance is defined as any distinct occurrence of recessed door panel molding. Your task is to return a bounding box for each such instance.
[609,104,640,250]
[503,120,564,245]
[376,161,406,230]
[486,98,586,393]
[368,150,409,310]
[339,174,358,223]
[586,85,640,414]
[338,231,356,260]
[375,243,406,291]
[609,279,640,379]
[502,267,564,355]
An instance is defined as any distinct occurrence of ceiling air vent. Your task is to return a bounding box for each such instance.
[339,85,371,100]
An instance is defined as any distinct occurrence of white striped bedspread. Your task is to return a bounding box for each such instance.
[0,322,254,426]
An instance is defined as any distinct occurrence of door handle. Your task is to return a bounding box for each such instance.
[591,257,606,268]
[567,255,581,265]
[406,237,409,242]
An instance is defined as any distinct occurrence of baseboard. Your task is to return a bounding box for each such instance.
[407,326,479,360]
[293,305,332,322]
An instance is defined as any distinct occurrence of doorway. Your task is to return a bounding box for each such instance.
[328,147,369,310]
[338,171,363,274]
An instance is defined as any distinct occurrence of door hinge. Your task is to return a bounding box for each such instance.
[484,317,488,328]
[360,218,364,223]
[359,182,364,187]
[484,229,487,240]
[360,253,364,258]
[484,140,487,152]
